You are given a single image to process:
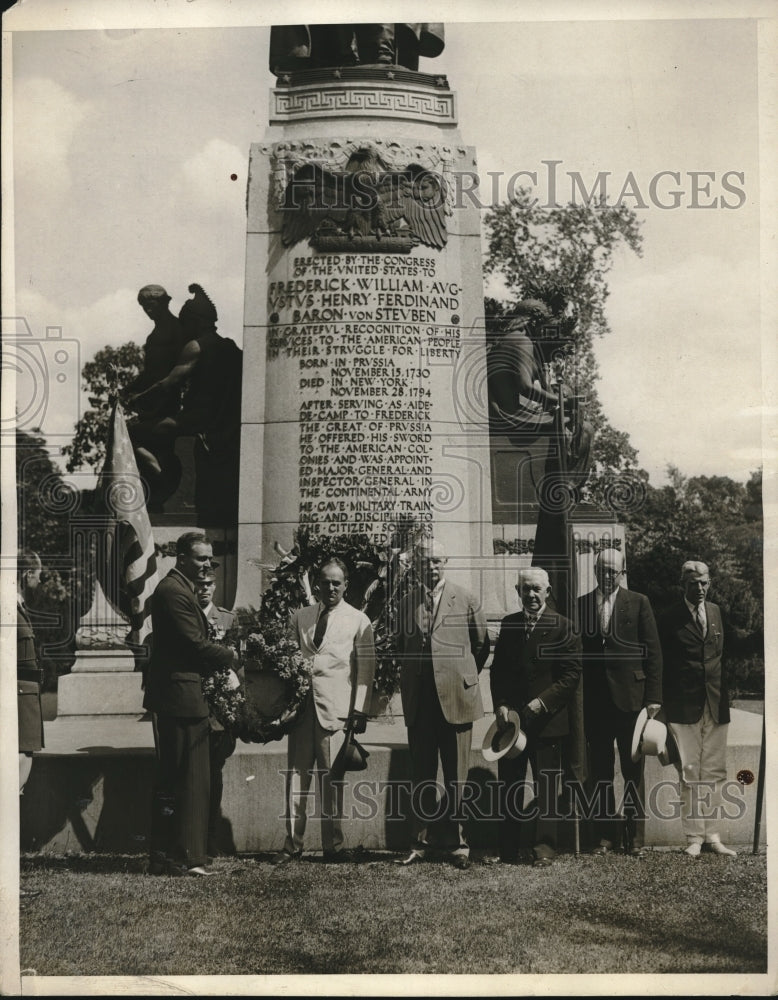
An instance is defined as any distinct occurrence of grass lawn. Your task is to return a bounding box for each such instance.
[19,849,766,978]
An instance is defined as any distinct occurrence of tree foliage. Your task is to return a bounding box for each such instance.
[483,189,644,494]
[16,428,85,687]
[62,341,143,473]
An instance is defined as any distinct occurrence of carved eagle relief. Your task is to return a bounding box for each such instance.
[280,148,448,251]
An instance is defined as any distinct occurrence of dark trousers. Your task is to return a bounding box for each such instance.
[407,659,472,856]
[208,728,236,857]
[586,702,645,848]
[498,740,565,861]
[150,714,211,868]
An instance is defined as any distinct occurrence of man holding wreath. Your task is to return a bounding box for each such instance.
[273,558,376,865]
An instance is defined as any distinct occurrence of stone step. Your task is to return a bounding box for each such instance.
[20,708,765,855]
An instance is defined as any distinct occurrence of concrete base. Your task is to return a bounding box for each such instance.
[21,696,765,856]
[57,651,144,716]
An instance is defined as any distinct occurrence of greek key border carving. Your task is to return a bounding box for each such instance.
[272,84,456,125]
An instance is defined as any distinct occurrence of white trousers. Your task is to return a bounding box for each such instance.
[283,692,344,854]
[670,701,729,843]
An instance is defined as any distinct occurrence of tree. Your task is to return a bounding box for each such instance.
[483,189,645,496]
[62,342,143,473]
[16,428,84,687]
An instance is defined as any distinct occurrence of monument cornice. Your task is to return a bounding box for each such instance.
[270,72,457,126]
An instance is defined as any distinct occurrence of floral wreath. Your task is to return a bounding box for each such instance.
[207,521,428,744]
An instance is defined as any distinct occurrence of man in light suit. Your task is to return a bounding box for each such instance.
[579,548,662,856]
[273,558,376,865]
[491,567,582,867]
[397,539,490,870]
[144,532,238,876]
[659,561,736,857]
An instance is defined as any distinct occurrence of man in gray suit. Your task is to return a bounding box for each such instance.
[397,539,490,869]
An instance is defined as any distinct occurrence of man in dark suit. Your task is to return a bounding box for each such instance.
[195,572,239,861]
[17,551,44,900]
[490,567,582,867]
[144,532,237,876]
[579,548,662,856]
[659,561,735,857]
[397,539,490,870]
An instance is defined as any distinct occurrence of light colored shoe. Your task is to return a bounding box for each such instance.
[395,850,426,866]
[684,842,702,858]
[706,840,737,856]
[186,865,218,877]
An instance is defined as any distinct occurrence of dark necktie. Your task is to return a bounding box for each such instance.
[524,615,537,640]
[313,607,329,649]
[423,587,435,637]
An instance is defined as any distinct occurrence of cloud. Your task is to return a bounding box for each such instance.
[598,253,762,483]
[11,285,141,446]
[176,138,248,222]
[13,76,92,199]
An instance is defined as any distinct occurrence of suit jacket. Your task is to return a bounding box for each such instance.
[578,587,662,716]
[490,609,582,741]
[143,569,235,718]
[398,580,490,727]
[292,600,376,732]
[659,601,729,725]
[17,600,44,752]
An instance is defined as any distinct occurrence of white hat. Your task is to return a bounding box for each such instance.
[482,710,527,762]
[631,707,668,763]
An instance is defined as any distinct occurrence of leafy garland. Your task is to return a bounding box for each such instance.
[202,616,245,729]
[223,521,427,743]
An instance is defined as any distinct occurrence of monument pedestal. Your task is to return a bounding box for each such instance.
[57,650,143,716]
[57,577,143,716]
[237,67,492,605]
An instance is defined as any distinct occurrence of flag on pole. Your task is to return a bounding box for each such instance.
[96,400,159,651]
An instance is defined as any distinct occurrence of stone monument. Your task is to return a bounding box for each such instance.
[236,24,494,604]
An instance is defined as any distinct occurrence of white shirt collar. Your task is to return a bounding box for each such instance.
[597,587,619,609]
[684,597,706,619]
[524,602,546,621]
[319,599,346,617]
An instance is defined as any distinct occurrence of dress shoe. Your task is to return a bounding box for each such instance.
[684,842,702,858]
[147,856,168,876]
[532,856,553,868]
[322,849,357,863]
[450,855,470,871]
[185,865,217,877]
[271,850,301,867]
[592,840,613,856]
[630,847,647,859]
[396,850,426,866]
[705,840,737,856]
[20,887,41,899]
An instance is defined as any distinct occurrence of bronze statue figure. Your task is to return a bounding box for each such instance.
[130,284,243,523]
[269,23,444,75]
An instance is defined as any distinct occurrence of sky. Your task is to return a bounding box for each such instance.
[4,4,772,489]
